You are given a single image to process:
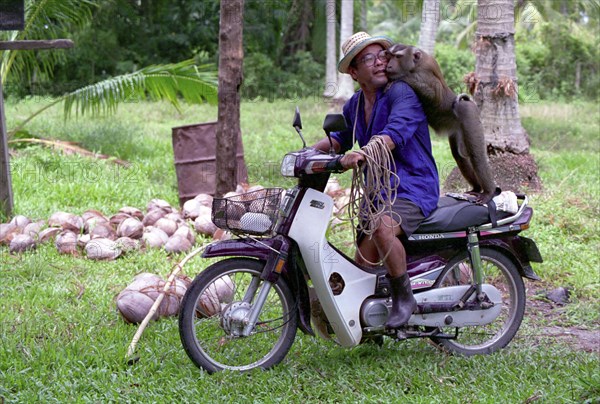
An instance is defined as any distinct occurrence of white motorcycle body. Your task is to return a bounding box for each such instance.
[288,188,502,347]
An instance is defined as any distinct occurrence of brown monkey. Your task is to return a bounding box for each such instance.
[384,43,497,204]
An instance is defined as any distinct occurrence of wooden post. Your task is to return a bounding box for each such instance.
[0,73,12,217]
[0,39,73,218]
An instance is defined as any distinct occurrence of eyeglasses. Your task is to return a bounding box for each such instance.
[354,50,389,67]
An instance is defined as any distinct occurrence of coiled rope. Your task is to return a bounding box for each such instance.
[347,135,401,265]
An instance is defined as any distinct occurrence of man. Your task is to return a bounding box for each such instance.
[314,32,439,329]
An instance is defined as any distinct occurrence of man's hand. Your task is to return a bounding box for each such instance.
[340,151,365,170]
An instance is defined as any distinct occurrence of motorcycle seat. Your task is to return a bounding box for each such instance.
[414,196,511,234]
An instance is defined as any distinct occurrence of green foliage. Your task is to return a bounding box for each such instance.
[242,51,323,101]
[432,43,475,94]
[516,21,599,101]
[62,60,218,119]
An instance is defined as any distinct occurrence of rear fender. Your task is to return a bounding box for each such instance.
[202,238,314,335]
[482,237,542,280]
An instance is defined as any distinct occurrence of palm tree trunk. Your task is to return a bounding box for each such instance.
[215,0,244,197]
[418,0,440,55]
[471,0,541,192]
[324,0,337,98]
[335,0,355,103]
[474,0,528,154]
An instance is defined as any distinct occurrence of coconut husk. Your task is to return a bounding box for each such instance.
[142,227,169,248]
[164,235,192,254]
[147,199,172,213]
[38,227,61,244]
[9,234,36,253]
[90,222,117,240]
[193,193,213,208]
[154,218,177,237]
[109,212,131,229]
[116,237,140,253]
[173,225,195,245]
[0,223,18,245]
[117,217,144,239]
[85,238,122,260]
[56,231,78,255]
[194,214,217,236]
[81,209,108,223]
[141,208,167,227]
[10,215,31,229]
[119,207,144,220]
[116,272,191,324]
[197,275,234,317]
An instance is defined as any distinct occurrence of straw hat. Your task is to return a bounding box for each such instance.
[338,32,394,74]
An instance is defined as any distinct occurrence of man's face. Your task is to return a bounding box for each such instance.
[348,44,389,90]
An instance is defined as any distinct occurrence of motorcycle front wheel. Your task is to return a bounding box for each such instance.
[179,258,298,373]
[429,248,526,356]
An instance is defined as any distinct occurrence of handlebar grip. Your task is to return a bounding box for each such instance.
[324,156,345,173]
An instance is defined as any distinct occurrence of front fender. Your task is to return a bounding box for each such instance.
[202,238,278,260]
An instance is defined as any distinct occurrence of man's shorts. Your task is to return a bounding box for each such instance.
[356,197,425,244]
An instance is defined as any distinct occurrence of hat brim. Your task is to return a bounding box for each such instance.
[337,36,394,74]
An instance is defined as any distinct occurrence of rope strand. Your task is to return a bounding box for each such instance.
[346,135,401,265]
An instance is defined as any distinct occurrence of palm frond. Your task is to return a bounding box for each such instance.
[62,60,218,119]
[1,0,96,82]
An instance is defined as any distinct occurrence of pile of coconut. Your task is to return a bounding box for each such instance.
[0,191,238,259]
[0,180,351,260]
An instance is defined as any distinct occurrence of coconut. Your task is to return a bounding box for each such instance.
[324,177,343,197]
[147,198,172,213]
[90,222,117,240]
[81,209,107,223]
[116,273,190,323]
[212,228,231,241]
[23,221,43,239]
[173,225,196,245]
[194,193,213,208]
[198,275,234,317]
[85,238,121,260]
[0,223,18,245]
[48,212,83,232]
[155,217,177,236]
[164,235,192,254]
[38,227,61,244]
[119,206,144,220]
[142,227,169,248]
[194,214,217,236]
[9,234,36,253]
[141,208,167,227]
[223,191,240,199]
[84,216,110,234]
[77,233,91,248]
[116,290,158,324]
[10,215,31,229]
[117,217,144,239]
[247,185,265,193]
[109,212,131,229]
[115,237,140,253]
[55,231,78,255]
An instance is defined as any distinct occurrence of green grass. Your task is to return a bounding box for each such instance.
[1,98,599,402]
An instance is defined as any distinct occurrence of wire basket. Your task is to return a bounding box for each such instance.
[211,188,283,235]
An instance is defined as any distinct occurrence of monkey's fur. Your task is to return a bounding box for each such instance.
[385,43,496,203]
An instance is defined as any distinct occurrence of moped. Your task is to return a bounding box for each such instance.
[179,109,543,373]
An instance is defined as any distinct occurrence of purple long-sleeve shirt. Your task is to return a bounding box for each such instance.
[331,80,440,217]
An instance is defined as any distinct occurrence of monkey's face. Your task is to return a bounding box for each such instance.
[385,44,420,80]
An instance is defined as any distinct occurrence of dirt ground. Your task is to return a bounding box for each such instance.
[524,284,599,354]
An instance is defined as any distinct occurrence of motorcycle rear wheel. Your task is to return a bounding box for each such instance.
[429,248,526,355]
[179,258,298,373]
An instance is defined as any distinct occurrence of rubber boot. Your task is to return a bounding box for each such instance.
[385,273,417,329]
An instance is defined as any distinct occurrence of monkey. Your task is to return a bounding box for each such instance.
[384,43,497,204]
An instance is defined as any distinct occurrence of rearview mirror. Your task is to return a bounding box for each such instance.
[293,106,302,130]
[322,114,347,134]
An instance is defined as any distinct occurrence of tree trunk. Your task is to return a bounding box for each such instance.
[324,0,337,98]
[360,0,367,31]
[215,0,244,197]
[335,0,355,103]
[468,0,540,192]
[418,0,440,55]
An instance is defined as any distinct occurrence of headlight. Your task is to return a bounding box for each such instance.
[280,154,297,177]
